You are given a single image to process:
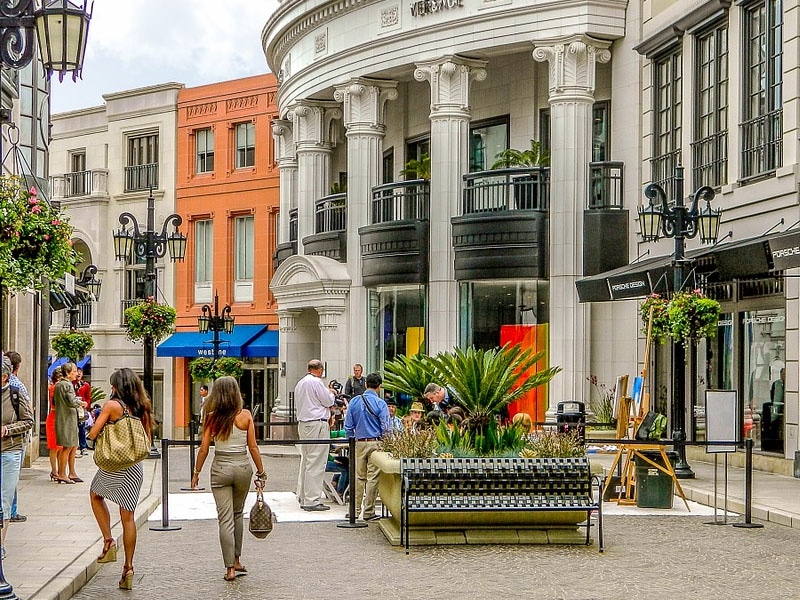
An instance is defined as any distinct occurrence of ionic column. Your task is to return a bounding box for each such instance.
[271,119,297,245]
[533,35,611,409]
[276,308,301,414]
[287,101,343,254]
[333,78,398,368]
[414,55,487,355]
[317,308,346,382]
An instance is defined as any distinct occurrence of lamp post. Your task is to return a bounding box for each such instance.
[0,3,92,599]
[198,291,235,363]
[113,190,187,457]
[66,264,101,329]
[638,165,722,478]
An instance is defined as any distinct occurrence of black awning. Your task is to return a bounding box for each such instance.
[49,284,90,311]
[711,236,771,279]
[767,231,800,271]
[576,254,675,303]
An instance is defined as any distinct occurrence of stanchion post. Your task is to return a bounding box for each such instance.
[150,438,182,532]
[180,419,204,492]
[337,435,367,529]
[732,438,764,529]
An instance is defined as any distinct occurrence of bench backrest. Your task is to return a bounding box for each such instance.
[401,457,592,499]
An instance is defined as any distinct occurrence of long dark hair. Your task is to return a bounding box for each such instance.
[203,377,243,441]
[110,368,153,430]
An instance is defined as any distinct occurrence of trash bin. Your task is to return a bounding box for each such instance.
[634,450,677,509]
[556,401,586,443]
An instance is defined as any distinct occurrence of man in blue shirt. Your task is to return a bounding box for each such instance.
[345,372,390,521]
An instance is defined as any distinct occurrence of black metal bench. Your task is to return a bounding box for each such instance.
[400,456,603,553]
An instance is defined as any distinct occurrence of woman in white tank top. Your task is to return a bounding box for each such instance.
[191,377,267,581]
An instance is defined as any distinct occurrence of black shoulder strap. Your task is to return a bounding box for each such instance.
[9,386,20,419]
[360,394,380,421]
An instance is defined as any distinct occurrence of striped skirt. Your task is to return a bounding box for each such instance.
[90,462,144,513]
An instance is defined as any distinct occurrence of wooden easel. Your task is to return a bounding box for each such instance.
[601,306,690,510]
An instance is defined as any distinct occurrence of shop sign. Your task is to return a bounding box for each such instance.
[742,314,785,325]
[608,273,651,300]
[410,0,463,17]
[768,232,800,271]
[197,348,229,357]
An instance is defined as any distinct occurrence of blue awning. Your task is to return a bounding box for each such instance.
[47,355,90,377]
[241,329,279,357]
[156,325,266,358]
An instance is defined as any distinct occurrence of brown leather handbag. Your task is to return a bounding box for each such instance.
[248,488,273,538]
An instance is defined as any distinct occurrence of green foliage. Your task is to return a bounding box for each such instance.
[188,357,244,381]
[330,181,347,194]
[586,375,616,426]
[379,427,438,459]
[400,152,431,180]
[124,297,176,343]
[0,177,79,295]
[491,140,550,169]
[51,329,94,361]
[640,293,670,343]
[90,386,107,405]
[519,430,586,458]
[382,353,437,400]
[430,344,560,433]
[641,290,721,347]
[435,419,528,457]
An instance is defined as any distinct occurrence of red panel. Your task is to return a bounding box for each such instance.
[500,324,549,426]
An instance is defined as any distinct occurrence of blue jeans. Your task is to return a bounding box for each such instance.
[1,450,23,521]
[10,443,25,518]
[325,459,349,495]
[78,421,88,451]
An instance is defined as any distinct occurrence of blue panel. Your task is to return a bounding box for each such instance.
[47,357,69,378]
[77,355,91,369]
[156,325,266,358]
[241,329,279,357]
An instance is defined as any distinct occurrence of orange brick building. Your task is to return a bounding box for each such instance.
[159,74,281,437]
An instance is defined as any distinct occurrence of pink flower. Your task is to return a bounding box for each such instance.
[29,186,37,196]
[44,234,50,240]
[31,205,41,213]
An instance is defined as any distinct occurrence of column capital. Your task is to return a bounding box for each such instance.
[287,100,343,149]
[277,309,302,333]
[272,119,296,163]
[413,55,487,119]
[532,34,611,100]
[333,77,398,134]
[316,308,344,332]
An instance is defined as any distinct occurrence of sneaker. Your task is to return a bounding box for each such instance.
[80,449,88,456]
[302,504,331,512]
[9,515,26,523]
[363,514,381,522]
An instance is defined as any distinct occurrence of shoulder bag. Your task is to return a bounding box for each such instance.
[249,487,273,538]
[93,399,151,472]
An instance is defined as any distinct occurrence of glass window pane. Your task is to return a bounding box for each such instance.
[235,216,254,280]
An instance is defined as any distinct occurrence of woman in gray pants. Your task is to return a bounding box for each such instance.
[191,377,267,581]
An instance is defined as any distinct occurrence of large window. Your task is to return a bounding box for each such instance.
[368,285,427,374]
[741,0,782,179]
[693,24,728,189]
[469,118,508,172]
[194,220,213,304]
[196,128,214,174]
[126,133,159,191]
[652,50,682,193]
[234,215,254,302]
[235,122,255,169]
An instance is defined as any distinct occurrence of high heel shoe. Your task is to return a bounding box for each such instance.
[69,476,84,483]
[119,566,134,590]
[49,472,58,482]
[97,538,117,563]
[54,477,75,484]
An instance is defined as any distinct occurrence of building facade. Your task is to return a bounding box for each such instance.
[262,0,800,461]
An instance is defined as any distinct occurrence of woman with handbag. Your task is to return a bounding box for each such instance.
[87,368,153,591]
[190,377,267,582]
[53,362,83,484]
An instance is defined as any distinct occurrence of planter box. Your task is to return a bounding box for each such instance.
[371,452,602,548]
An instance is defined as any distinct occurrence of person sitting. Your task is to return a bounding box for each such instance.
[325,451,349,498]
[402,401,427,433]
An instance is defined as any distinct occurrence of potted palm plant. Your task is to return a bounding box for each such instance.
[491,140,549,209]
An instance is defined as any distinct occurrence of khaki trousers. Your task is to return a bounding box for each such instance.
[210,452,253,568]
[296,420,330,506]
[354,440,381,518]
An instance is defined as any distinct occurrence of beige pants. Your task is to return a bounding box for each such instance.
[210,452,252,568]
[354,440,381,518]
[296,420,330,506]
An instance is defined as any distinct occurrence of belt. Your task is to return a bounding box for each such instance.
[302,419,329,422]
[357,437,379,442]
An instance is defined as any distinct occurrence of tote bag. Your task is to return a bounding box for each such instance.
[94,400,150,472]
[249,488,273,538]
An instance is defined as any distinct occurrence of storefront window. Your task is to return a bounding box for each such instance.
[742,309,785,453]
[459,280,549,349]
[368,285,427,372]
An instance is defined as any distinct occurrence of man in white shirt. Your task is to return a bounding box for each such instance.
[295,359,335,511]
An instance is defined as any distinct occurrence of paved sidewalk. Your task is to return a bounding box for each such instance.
[6,444,800,599]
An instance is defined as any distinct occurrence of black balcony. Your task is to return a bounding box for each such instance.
[62,303,93,328]
[124,163,159,192]
[371,180,429,224]
[461,168,549,214]
[588,162,624,209]
[274,241,297,270]
[289,209,298,243]
[315,193,346,233]
[65,170,90,197]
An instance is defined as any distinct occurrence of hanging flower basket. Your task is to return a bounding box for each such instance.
[189,357,244,381]
[51,329,94,361]
[640,290,721,346]
[0,176,78,294]
[124,297,176,343]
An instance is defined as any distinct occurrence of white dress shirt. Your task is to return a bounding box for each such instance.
[294,373,334,421]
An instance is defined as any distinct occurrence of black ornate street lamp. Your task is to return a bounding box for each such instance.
[198,291,235,363]
[0,3,92,599]
[638,165,722,478]
[66,264,101,329]
[113,190,187,456]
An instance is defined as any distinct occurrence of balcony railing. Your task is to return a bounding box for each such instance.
[315,193,346,233]
[288,209,298,243]
[691,131,728,189]
[588,162,624,209]
[462,167,549,214]
[740,110,782,180]
[370,180,430,224]
[61,304,93,329]
[120,299,139,325]
[50,169,109,200]
[649,149,681,199]
[124,163,159,192]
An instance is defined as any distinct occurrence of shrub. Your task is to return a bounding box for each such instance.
[124,297,176,343]
[520,430,586,458]
[51,329,94,361]
[189,357,244,381]
[379,427,438,459]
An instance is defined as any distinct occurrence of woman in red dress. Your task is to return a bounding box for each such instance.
[46,369,63,480]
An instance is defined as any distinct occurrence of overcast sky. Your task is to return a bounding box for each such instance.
[50,0,280,114]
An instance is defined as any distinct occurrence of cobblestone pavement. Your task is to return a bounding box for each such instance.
[71,456,800,600]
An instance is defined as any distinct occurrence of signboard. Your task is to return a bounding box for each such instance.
[607,272,651,300]
[705,389,738,453]
[768,231,800,271]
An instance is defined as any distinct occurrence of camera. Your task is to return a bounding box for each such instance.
[330,379,343,392]
[333,397,347,408]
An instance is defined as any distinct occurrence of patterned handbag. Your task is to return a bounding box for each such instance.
[93,400,151,472]
[249,488,273,538]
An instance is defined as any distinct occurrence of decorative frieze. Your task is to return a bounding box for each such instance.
[381,5,399,27]
[226,95,259,112]
[187,102,217,118]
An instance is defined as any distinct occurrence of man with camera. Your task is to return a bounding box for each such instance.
[294,359,336,511]
[344,372,390,521]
